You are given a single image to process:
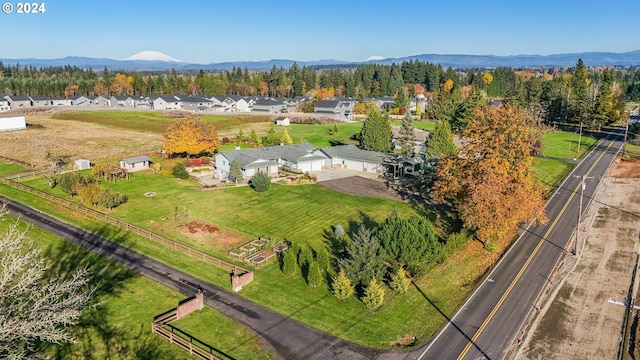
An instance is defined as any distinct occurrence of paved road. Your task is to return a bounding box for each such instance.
[0,196,380,360]
[413,127,625,360]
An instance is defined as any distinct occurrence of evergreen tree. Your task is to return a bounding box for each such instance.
[315,246,331,273]
[376,212,440,274]
[334,224,345,238]
[249,128,259,145]
[452,86,484,131]
[389,266,411,294]
[262,124,282,146]
[172,163,189,179]
[235,127,245,143]
[362,278,385,311]
[360,109,392,152]
[331,268,354,300]
[250,172,270,192]
[282,249,298,277]
[307,260,322,288]
[398,111,416,156]
[298,245,314,267]
[424,121,457,159]
[229,160,242,183]
[338,224,385,287]
[570,58,590,124]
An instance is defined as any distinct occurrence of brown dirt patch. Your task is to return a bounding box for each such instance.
[176,221,244,251]
[183,221,219,234]
[520,167,640,359]
[0,115,161,166]
[608,159,640,178]
[319,176,405,201]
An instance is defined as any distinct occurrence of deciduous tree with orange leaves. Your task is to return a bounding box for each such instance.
[432,103,547,246]
[163,118,220,157]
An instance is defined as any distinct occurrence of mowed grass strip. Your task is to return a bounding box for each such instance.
[530,158,573,194]
[541,130,598,159]
[52,110,174,133]
[0,214,271,360]
[0,161,27,176]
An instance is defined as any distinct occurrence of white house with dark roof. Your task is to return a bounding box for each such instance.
[119,155,152,172]
[215,143,327,181]
[51,97,73,106]
[0,95,10,111]
[313,99,356,121]
[153,96,182,110]
[251,98,287,114]
[89,96,110,107]
[110,95,135,108]
[71,95,91,106]
[5,95,31,108]
[133,96,151,109]
[30,96,51,107]
[319,145,389,173]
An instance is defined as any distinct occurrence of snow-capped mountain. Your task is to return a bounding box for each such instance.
[124,51,181,62]
[366,55,385,61]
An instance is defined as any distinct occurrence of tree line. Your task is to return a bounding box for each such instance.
[2,60,640,111]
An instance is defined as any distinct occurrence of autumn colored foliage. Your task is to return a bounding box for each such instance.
[432,104,547,244]
[162,118,220,156]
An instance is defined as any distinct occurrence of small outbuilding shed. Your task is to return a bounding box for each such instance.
[274,117,290,126]
[74,159,91,170]
[119,155,151,172]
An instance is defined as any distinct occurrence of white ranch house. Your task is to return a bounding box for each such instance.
[216,143,327,181]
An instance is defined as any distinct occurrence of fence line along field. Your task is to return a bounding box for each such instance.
[0,115,163,166]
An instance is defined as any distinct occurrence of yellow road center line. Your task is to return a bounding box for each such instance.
[456,138,616,360]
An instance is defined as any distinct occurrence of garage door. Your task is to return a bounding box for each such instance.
[311,161,322,171]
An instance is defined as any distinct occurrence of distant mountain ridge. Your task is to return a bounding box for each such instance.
[2,50,639,71]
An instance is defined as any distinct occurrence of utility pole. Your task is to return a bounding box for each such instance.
[577,122,583,156]
[622,115,630,159]
[573,175,593,255]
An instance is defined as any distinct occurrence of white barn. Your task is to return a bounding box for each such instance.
[0,116,26,132]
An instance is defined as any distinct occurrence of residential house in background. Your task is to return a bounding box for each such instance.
[72,95,92,106]
[0,95,10,111]
[179,95,213,111]
[5,95,32,108]
[409,93,428,114]
[215,143,327,181]
[119,155,152,172]
[30,96,51,107]
[153,95,182,110]
[133,96,151,109]
[313,99,356,121]
[373,96,395,112]
[110,95,135,108]
[251,98,287,114]
[51,97,73,106]
[90,95,110,107]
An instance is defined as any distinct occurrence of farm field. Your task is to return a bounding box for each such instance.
[0,213,271,360]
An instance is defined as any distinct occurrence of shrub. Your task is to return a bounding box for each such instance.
[389,266,411,294]
[332,268,354,300]
[362,278,385,311]
[307,260,323,288]
[172,163,189,179]
[298,245,313,267]
[250,172,271,192]
[281,250,298,277]
[221,137,230,145]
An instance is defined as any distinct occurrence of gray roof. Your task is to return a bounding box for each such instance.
[315,100,340,108]
[8,95,31,101]
[320,145,393,164]
[254,98,284,106]
[121,155,152,164]
[219,143,319,168]
[30,96,50,101]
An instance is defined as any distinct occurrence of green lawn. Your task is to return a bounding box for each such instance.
[0,213,271,360]
[0,161,26,176]
[541,130,598,159]
[51,110,174,133]
[624,143,640,160]
[530,158,573,194]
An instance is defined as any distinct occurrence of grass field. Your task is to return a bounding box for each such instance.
[530,158,573,194]
[0,178,487,349]
[541,130,598,159]
[0,161,26,176]
[624,143,640,160]
[0,213,271,360]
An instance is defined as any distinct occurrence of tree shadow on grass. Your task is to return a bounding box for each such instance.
[38,226,170,359]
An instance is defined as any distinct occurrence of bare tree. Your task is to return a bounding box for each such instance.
[0,209,95,358]
[42,151,70,189]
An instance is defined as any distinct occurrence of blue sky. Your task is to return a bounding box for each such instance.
[1,0,638,63]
